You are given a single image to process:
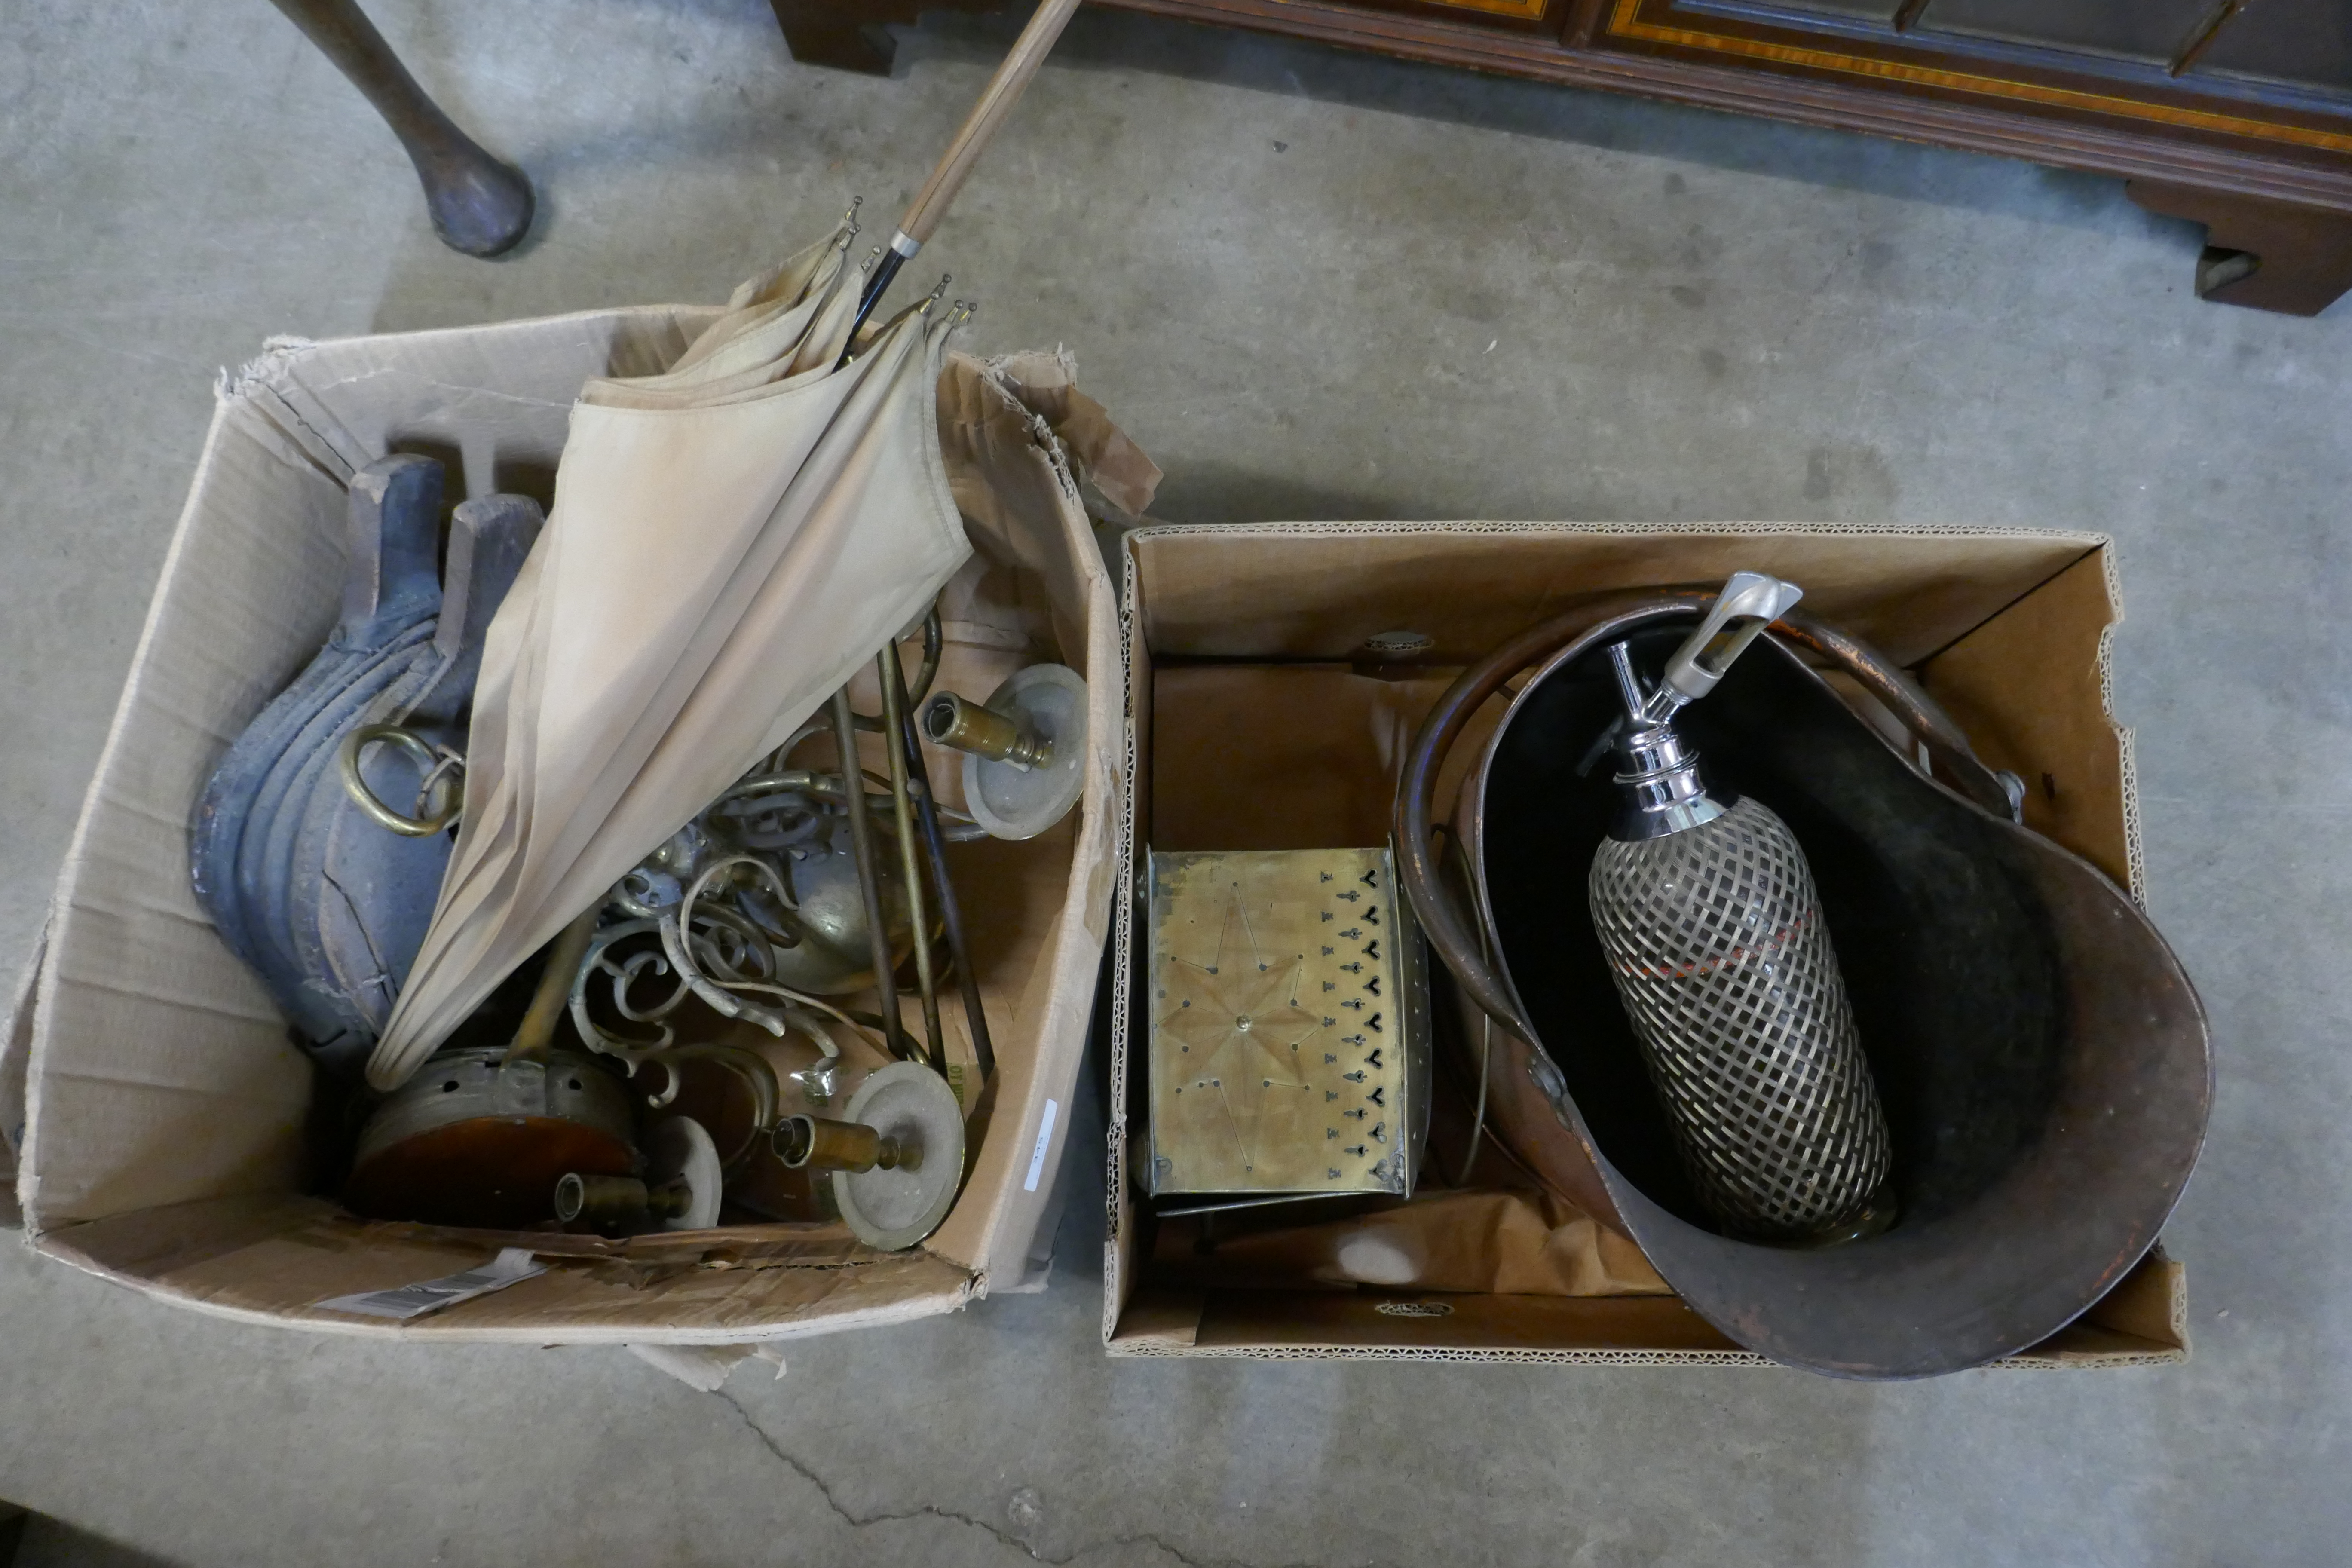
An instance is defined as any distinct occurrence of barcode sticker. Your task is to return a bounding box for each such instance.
[1023,1099,1060,1193]
[314,1247,547,1321]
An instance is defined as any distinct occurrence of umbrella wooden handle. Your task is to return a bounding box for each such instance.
[895,0,1081,247]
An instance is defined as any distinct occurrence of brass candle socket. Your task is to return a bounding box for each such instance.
[922,691,1050,770]
[772,1114,919,1174]
[553,1171,690,1227]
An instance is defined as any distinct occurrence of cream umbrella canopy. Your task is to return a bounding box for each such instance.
[368,257,971,1087]
[365,0,1088,1089]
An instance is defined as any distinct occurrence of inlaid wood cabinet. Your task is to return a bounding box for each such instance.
[772,0,2352,314]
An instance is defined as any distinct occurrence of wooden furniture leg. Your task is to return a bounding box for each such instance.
[769,0,1005,76]
[265,0,535,258]
[2127,183,2352,317]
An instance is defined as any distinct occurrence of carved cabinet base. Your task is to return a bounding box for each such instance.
[769,0,1007,74]
[2128,182,2352,317]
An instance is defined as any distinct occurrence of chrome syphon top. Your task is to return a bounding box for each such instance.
[1604,571,1806,842]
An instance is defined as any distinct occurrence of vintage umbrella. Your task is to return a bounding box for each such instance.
[368,0,1084,1088]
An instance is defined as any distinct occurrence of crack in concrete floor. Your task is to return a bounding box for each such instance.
[717,1388,1337,1568]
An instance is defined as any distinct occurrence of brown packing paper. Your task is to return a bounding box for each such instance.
[960,349,1165,520]
[1152,1190,1668,1296]
[936,348,1162,669]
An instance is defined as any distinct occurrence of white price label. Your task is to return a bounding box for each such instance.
[314,1247,547,1321]
[1023,1099,1061,1193]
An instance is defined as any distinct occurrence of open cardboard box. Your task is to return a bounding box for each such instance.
[1106,523,2188,1367]
[3,309,1121,1344]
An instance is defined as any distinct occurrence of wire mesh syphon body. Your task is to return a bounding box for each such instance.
[1585,576,1895,1244]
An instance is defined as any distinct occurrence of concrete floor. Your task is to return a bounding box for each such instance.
[3,1,2350,1563]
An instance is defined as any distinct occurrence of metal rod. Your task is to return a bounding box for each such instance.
[910,609,943,706]
[832,685,910,1062]
[837,248,909,368]
[889,649,997,1082]
[878,644,946,1073]
[922,691,1044,766]
[1607,640,1649,724]
[773,1114,913,1174]
[506,903,601,1064]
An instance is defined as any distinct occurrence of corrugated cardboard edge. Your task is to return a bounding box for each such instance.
[1103,528,1146,1351]
[1111,1343,1771,1364]
[1103,521,2177,1368]
[1118,521,2101,541]
[220,306,720,483]
[37,1223,973,1347]
[1102,1253,2186,1367]
[922,353,1121,1298]
[2098,542,2147,903]
[33,1191,980,1345]
[1103,1341,2180,1367]
[19,389,266,1235]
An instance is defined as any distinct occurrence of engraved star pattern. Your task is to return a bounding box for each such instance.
[1156,886,1323,1170]
[1148,849,1406,1193]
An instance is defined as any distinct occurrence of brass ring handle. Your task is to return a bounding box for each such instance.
[338,723,464,837]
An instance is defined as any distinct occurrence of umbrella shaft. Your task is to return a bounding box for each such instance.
[839,241,914,370]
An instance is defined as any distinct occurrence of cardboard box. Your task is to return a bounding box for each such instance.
[6,310,1119,1344]
[1105,523,2187,1367]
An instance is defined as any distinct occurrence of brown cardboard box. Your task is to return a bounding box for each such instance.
[4,311,1119,1344]
[1106,523,2186,1367]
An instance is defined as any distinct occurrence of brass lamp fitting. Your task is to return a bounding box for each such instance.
[921,692,1050,770]
[554,1172,690,1227]
[772,1114,919,1173]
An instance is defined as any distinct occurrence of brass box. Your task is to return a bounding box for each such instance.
[1145,847,1430,1200]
